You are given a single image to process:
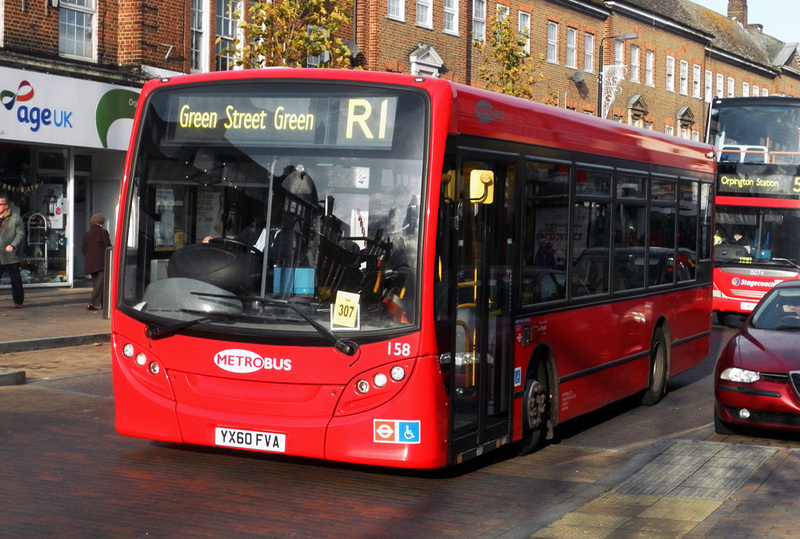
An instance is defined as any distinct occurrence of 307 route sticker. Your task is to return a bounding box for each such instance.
[373,420,421,444]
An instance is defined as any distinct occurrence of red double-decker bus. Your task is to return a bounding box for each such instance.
[111,69,714,468]
[707,97,800,322]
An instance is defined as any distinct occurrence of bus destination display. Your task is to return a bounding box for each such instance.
[167,94,398,149]
[718,167,800,197]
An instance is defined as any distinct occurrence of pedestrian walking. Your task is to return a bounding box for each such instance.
[0,194,25,308]
[82,213,112,311]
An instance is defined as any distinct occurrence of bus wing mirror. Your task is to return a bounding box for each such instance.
[469,169,494,204]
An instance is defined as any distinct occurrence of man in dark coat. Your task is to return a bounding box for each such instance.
[82,213,112,310]
[0,195,25,308]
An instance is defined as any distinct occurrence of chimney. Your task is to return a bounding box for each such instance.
[727,0,748,26]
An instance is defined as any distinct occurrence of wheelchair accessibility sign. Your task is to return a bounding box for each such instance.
[373,420,421,444]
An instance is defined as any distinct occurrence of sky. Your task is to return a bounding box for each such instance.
[690,0,799,44]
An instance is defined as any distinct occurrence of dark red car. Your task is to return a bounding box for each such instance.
[715,280,800,435]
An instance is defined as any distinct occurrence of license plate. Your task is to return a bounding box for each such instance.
[214,427,286,453]
[741,302,757,311]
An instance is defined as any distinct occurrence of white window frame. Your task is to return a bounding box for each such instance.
[216,0,242,71]
[705,70,713,102]
[444,0,459,35]
[645,49,654,87]
[584,33,595,73]
[742,81,750,97]
[753,84,759,96]
[519,12,531,54]
[665,125,675,137]
[566,27,577,69]
[666,56,675,92]
[547,21,558,64]
[472,0,486,43]
[763,88,770,97]
[388,0,405,21]
[189,0,209,72]
[679,60,688,95]
[614,40,624,66]
[630,45,640,83]
[59,0,98,61]
[716,73,724,98]
[727,76,735,97]
[416,0,432,29]
[692,64,701,99]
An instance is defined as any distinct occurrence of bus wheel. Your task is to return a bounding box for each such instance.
[518,364,549,454]
[641,327,668,406]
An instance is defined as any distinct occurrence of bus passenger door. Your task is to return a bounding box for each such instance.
[448,153,515,461]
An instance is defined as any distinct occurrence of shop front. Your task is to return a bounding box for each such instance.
[0,66,140,287]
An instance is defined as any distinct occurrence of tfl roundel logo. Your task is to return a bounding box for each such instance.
[732,278,741,286]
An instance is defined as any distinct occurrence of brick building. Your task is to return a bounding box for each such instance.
[1,0,798,288]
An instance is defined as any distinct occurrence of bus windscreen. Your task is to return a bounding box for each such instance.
[120,82,427,338]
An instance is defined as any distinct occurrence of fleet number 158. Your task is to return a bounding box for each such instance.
[388,342,411,357]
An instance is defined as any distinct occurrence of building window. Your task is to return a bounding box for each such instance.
[190,0,209,72]
[444,0,459,35]
[547,22,558,63]
[612,41,624,66]
[630,45,640,82]
[585,33,595,72]
[753,84,759,96]
[679,60,688,95]
[692,130,700,142]
[417,0,432,28]
[566,28,577,68]
[716,73,724,98]
[666,56,675,92]
[692,64,701,98]
[388,0,405,21]
[763,88,769,97]
[519,12,531,53]
[665,125,674,136]
[727,76,735,97]
[473,0,486,43]
[215,1,240,71]
[645,50,654,86]
[704,69,712,102]
[742,82,750,97]
[59,0,97,60]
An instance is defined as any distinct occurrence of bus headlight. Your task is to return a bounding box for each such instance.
[390,365,406,381]
[336,359,417,417]
[373,373,388,388]
[135,353,147,366]
[123,343,135,358]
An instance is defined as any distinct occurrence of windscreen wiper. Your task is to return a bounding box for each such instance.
[192,292,359,356]
[144,308,275,340]
[145,316,211,340]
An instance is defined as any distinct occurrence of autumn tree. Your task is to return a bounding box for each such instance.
[473,13,543,99]
[220,0,353,69]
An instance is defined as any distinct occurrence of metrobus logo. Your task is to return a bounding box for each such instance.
[373,419,421,444]
[1,80,74,132]
[214,349,292,373]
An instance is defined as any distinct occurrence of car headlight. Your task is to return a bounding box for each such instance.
[720,367,760,383]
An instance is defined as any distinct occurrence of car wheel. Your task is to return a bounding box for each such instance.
[641,327,668,406]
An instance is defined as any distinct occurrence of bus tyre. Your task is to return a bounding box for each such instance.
[518,364,549,455]
[641,328,668,406]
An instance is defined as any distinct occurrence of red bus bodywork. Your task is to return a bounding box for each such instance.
[112,69,714,468]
